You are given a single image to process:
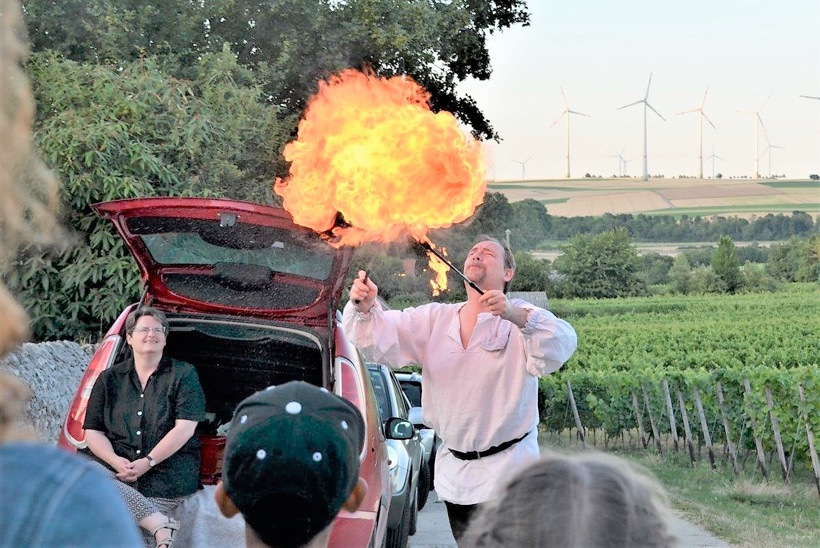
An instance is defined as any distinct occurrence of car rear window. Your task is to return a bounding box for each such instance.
[128,217,335,281]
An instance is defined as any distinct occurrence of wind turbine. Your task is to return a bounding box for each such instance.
[617,72,666,181]
[550,87,590,179]
[677,86,716,179]
[704,144,724,179]
[737,93,771,180]
[761,130,784,178]
[609,146,626,177]
[511,156,532,180]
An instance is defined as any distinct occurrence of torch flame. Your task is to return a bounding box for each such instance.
[426,247,451,296]
[274,69,486,259]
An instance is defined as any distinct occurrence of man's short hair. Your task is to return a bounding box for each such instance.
[222,381,365,548]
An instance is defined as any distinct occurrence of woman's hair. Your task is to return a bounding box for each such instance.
[460,452,678,548]
[125,307,170,335]
[0,0,60,357]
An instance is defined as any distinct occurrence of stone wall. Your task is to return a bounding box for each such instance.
[0,341,94,442]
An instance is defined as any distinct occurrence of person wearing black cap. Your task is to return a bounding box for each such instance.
[214,381,369,548]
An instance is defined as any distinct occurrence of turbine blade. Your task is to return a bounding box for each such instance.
[646,102,666,121]
[758,92,773,112]
[549,110,567,128]
[645,72,653,99]
[560,86,569,108]
[568,110,591,117]
[702,111,716,129]
[676,108,700,115]
[799,95,820,100]
[617,99,644,110]
[700,86,709,108]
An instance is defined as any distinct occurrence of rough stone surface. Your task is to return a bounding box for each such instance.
[0,341,95,442]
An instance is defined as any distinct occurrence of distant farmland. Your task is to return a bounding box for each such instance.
[488,177,820,218]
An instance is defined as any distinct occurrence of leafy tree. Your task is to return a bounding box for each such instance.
[765,235,820,283]
[509,199,551,250]
[668,254,692,294]
[24,0,530,140]
[689,266,725,294]
[639,252,673,286]
[510,251,550,292]
[553,228,645,299]
[4,50,285,340]
[466,191,514,239]
[741,263,779,293]
[711,236,741,293]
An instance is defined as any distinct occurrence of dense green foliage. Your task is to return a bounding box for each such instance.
[553,228,645,298]
[24,0,530,140]
[4,49,285,340]
[547,211,817,243]
[540,284,820,464]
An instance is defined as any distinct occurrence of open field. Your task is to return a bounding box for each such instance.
[488,177,820,218]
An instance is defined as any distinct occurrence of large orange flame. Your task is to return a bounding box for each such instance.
[274,70,486,272]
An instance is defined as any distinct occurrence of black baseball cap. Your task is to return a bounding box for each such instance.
[222,381,365,548]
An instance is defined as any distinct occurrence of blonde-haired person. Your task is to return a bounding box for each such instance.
[0,0,140,545]
[459,452,679,548]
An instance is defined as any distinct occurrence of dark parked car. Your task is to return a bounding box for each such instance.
[368,363,426,548]
[58,197,405,547]
[395,371,439,496]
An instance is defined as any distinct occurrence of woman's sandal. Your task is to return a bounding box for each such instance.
[151,517,180,548]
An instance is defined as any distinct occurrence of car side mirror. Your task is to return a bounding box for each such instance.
[408,406,428,429]
[385,417,414,440]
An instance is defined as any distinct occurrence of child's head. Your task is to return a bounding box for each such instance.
[461,452,678,548]
[215,381,367,548]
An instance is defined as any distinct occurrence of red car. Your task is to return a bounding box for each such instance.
[58,197,405,547]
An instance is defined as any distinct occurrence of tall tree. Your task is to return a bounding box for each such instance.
[711,236,741,293]
[554,228,645,299]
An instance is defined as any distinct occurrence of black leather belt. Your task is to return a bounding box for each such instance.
[449,431,529,461]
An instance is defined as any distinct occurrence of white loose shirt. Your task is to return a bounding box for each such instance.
[342,299,578,504]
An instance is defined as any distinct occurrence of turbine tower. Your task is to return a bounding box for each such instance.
[511,156,532,180]
[676,86,716,179]
[609,146,627,177]
[761,130,784,178]
[550,87,590,179]
[617,73,666,181]
[704,144,724,179]
[738,93,771,180]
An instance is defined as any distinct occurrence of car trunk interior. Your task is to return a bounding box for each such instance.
[117,317,329,433]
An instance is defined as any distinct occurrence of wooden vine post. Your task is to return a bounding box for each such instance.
[764,387,789,483]
[631,390,648,449]
[743,379,769,481]
[642,384,664,455]
[662,380,680,452]
[676,389,696,466]
[797,383,820,500]
[691,387,716,470]
[566,381,588,450]
[715,381,739,477]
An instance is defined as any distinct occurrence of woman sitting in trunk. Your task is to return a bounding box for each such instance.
[84,306,206,548]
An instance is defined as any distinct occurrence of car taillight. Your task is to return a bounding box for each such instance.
[58,336,120,450]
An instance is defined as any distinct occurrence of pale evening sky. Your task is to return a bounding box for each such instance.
[458,0,820,181]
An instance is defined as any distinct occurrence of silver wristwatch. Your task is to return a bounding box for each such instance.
[146,455,157,468]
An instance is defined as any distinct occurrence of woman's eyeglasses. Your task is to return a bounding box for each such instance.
[133,327,166,335]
